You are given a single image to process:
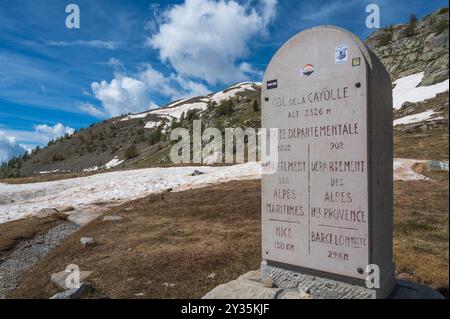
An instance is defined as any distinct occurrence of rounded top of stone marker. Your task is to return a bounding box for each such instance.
[263,25,375,84]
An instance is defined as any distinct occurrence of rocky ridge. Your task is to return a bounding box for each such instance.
[366,8,449,85]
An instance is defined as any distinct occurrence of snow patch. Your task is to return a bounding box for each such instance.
[393,158,428,181]
[120,82,260,122]
[120,111,152,121]
[0,162,261,224]
[104,156,124,169]
[164,97,191,109]
[394,110,443,126]
[144,120,168,133]
[83,166,99,172]
[392,72,449,109]
[144,120,164,129]
[151,101,208,119]
[0,158,430,224]
[38,169,60,175]
[210,82,257,104]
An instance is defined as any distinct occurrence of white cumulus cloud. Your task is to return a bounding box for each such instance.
[33,123,75,144]
[170,74,210,99]
[0,131,27,163]
[87,64,211,118]
[85,1,277,119]
[147,0,277,85]
[79,103,108,118]
[139,65,210,99]
[0,124,75,163]
[91,73,157,117]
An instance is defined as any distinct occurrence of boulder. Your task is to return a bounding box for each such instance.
[102,215,123,221]
[263,277,274,288]
[203,276,281,299]
[80,237,95,248]
[67,212,101,226]
[421,69,449,86]
[299,288,312,299]
[59,206,75,213]
[191,170,205,176]
[37,208,59,218]
[50,283,93,299]
[203,270,445,299]
[51,270,93,290]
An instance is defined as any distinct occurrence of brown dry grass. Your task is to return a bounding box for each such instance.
[6,177,448,299]
[394,128,449,160]
[393,179,448,297]
[0,214,67,262]
[0,170,107,184]
[8,180,262,299]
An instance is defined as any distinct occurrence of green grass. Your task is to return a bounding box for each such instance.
[394,220,436,235]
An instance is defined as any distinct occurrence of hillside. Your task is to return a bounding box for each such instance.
[365,8,449,161]
[0,82,261,178]
[366,7,449,85]
[1,7,448,179]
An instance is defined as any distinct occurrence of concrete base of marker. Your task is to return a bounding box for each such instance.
[202,265,444,299]
[262,261,407,299]
[261,261,376,299]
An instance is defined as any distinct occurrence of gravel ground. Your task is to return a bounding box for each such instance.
[0,221,79,299]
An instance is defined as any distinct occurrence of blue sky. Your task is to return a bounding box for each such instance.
[0,0,447,162]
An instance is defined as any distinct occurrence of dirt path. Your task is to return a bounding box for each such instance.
[0,221,79,299]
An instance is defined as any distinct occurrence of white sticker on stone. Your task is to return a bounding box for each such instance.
[335,45,348,64]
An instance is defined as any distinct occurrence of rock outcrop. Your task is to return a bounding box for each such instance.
[366,8,449,85]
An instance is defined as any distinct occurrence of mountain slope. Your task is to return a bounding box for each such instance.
[366,7,449,85]
[0,82,261,178]
[365,8,449,161]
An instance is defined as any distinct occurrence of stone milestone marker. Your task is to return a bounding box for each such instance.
[261,26,394,299]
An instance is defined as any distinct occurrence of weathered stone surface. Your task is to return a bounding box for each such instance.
[51,269,93,290]
[50,283,93,299]
[202,277,281,299]
[278,289,312,299]
[366,8,449,85]
[37,208,59,217]
[261,25,394,298]
[237,270,261,281]
[420,69,449,86]
[263,277,273,288]
[59,206,75,213]
[299,288,312,299]
[191,170,205,176]
[67,211,101,226]
[102,215,123,221]
[279,290,304,299]
[261,263,376,299]
[393,91,448,133]
[203,270,445,299]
